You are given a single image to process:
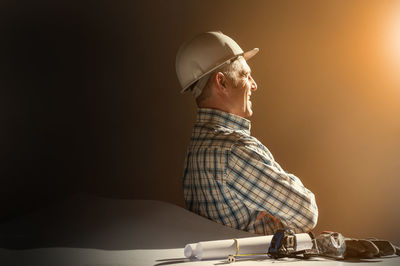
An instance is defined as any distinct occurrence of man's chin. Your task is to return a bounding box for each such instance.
[246,103,253,117]
[244,109,253,118]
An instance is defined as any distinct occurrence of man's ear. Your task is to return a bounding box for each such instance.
[215,72,229,95]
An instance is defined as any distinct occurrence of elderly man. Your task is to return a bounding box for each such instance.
[175,31,318,235]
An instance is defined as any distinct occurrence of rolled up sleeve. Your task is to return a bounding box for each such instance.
[226,143,318,233]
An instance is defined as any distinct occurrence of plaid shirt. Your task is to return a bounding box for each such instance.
[183,108,318,235]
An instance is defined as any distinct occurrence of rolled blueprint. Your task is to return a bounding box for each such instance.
[184,243,197,258]
[186,233,312,260]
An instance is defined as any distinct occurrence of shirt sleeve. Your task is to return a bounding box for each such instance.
[226,142,318,233]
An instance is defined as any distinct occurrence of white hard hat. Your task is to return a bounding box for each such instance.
[175,31,259,97]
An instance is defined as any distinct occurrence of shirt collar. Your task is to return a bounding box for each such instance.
[196,108,251,134]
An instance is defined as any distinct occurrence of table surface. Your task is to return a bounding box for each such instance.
[0,195,399,266]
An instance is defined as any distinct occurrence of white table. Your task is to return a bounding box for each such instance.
[0,195,399,266]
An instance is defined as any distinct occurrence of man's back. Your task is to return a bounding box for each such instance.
[183,108,318,235]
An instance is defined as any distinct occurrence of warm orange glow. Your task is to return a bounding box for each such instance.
[385,4,400,81]
[245,1,400,242]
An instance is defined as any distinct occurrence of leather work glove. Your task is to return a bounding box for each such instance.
[366,238,397,257]
[344,238,379,259]
[344,237,399,259]
[315,231,399,259]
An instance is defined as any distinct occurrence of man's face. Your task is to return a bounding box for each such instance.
[227,58,258,118]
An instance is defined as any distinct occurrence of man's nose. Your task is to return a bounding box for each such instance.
[250,76,257,91]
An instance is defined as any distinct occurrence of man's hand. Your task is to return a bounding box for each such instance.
[256,211,280,223]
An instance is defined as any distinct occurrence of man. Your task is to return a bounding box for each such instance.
[175,31,318,235]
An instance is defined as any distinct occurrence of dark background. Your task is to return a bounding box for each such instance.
[1,0,400,244]
[1,1,191,220]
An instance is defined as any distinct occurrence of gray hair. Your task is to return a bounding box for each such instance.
[195,56,244,105]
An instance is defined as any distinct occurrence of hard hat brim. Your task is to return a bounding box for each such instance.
[243,47,259,61]
[180,47,259,94]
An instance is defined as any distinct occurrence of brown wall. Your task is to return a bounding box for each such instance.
[2,0,399,244]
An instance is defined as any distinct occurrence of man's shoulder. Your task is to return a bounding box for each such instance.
[191,122,251,150]
[229,135,271,163]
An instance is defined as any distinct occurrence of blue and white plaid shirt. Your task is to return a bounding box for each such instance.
[183,108,318,235]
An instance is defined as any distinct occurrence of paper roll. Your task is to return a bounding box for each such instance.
[184,243,197,258]
[188,233,312,260]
